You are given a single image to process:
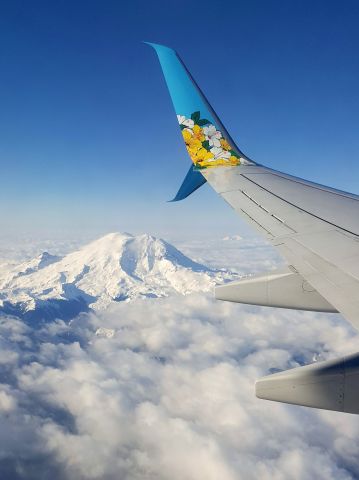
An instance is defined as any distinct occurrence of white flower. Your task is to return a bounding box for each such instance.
[203,124,222,147]
[177,115,194,129]
[210,146,231,160]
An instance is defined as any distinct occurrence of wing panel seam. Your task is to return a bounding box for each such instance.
[241,174,359,238]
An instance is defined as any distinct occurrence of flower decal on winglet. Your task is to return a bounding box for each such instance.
[203,125,222,148]
[177,115,195,129]
[178,111,242,169]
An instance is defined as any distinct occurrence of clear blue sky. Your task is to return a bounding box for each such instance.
[1,0,359,238]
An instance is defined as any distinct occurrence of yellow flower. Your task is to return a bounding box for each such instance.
[190,138,203,150]
[196,148,214,162]
[220,138,232,151]
[192,125,205,142]
[229,155,240,166]
[182,129,193,145]
[187,148,197,160]
[186,138,202,157]
[202,159,224,168]
[199,155,241,169]
[187,145,214,166]
[183,128,206,161]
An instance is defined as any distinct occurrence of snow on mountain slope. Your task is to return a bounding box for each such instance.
[0,233,236,321]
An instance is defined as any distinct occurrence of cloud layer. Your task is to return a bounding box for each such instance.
[0,291,359,479]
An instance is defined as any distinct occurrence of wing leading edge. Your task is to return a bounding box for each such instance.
[148,43,359,414]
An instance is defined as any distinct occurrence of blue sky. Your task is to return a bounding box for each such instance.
[1,0,359,238]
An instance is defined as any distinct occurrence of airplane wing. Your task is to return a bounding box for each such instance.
[147,43,359,414]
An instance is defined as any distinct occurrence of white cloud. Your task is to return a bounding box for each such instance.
[0,293,357,479]
[176,235,284,274]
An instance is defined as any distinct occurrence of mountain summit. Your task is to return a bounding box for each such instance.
[0,233,234,321]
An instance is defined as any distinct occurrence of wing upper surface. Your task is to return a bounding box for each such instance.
[203,165,359,329]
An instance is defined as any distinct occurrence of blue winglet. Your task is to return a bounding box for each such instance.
[145,42,253,167]
[146,42,253,200]
[169,164,207,202]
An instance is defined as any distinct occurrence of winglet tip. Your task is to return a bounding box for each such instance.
[143,41,176,55]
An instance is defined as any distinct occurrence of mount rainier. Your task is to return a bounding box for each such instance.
[0,233,236,321]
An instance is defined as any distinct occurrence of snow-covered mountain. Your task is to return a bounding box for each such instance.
[0,233,236,322]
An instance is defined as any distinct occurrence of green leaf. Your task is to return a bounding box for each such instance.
[180,125,186,130]
[229,150,239,157]
[191,111,200,123]
[202,140,211,151]
[194,164,206,170]
[197,119,210,126]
